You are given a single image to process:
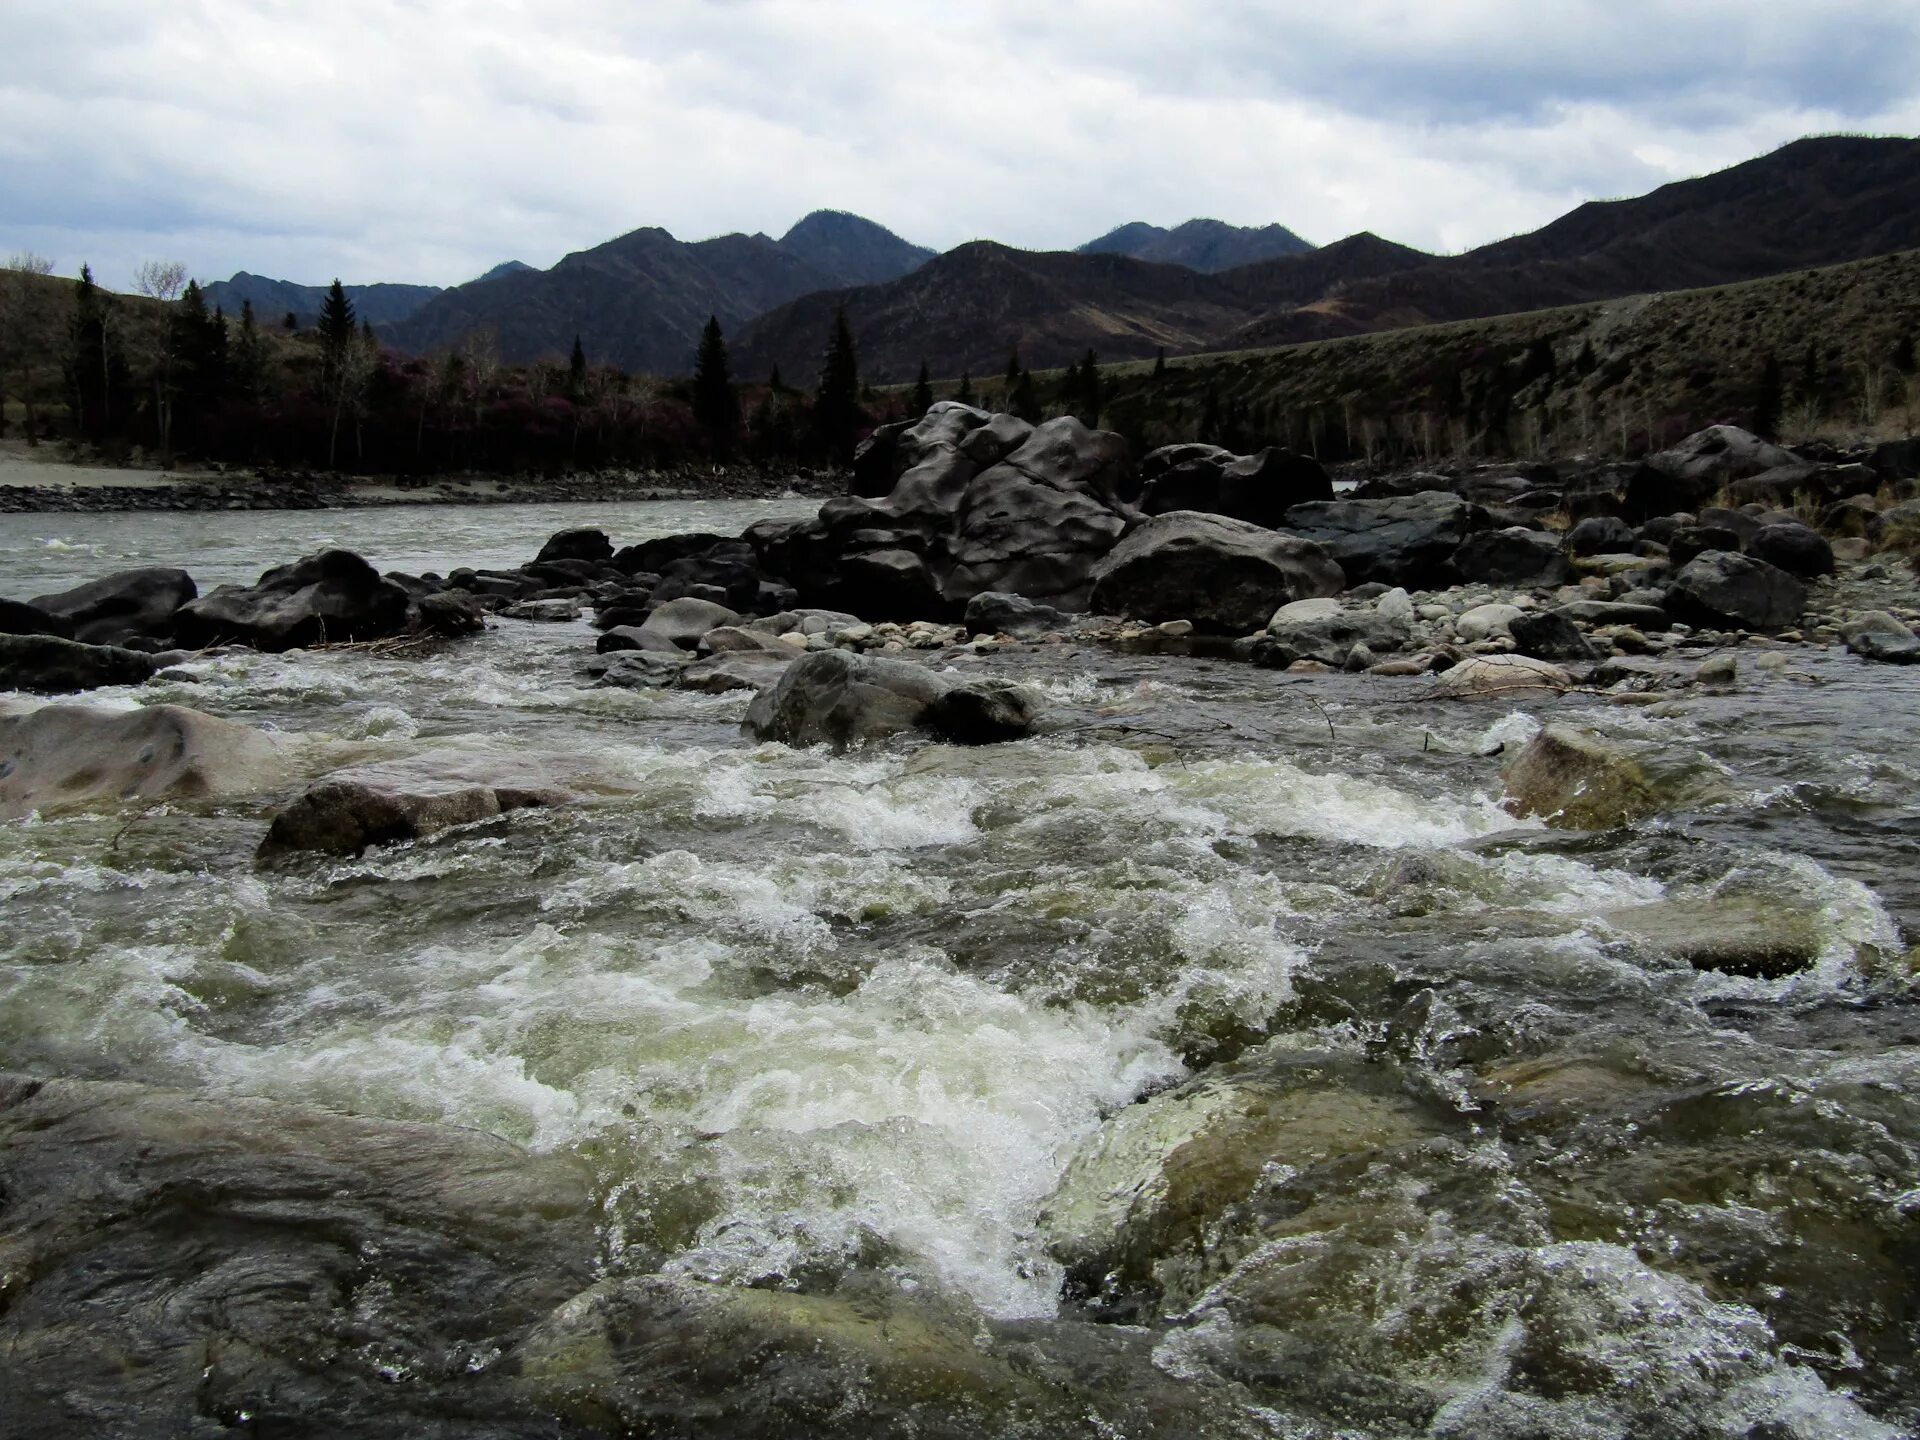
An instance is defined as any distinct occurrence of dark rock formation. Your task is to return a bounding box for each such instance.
[28,566,197,646]
[0,634,158,693]
[1281,493,1475,589]
[741,649,1042,749]
[1666,551,1807,631]
[176,550,412,652]
[1088,511,1344,633]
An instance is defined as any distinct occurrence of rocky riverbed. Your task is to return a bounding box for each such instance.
[4,408,1920,1437]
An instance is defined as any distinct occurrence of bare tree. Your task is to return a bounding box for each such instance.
[0,252,58,445]
[129,259,189,462]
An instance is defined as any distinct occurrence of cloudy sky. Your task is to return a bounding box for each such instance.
[5,0,1919,293]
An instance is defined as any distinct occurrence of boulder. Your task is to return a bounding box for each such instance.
[1451,527,1569,586]
[677,650,796,694]
[1561,516,1636,557]
[0,633,158,693]
[775,408,1134,617]
[1506,610,1600,664]
[1088,511,1344,633]
[0,701,289,819]
[612,531,736,576]
[1454,602,1524,643]
[1216,449,1335,527]
[260,753,572,856]
[1843,611,1920,664]
[412,589,488,637]
[1268,596,1342,627]
[1665,524,1744,567]
[596,624,682,655]
[1501,725,1663,829]
[636,596,741,651]
[1667,551,1806,631]
[1550,599,1672,630]
[1281,493,1475,589]
[1252,611,1410,668]
[1623,426,1800,518]
[1746,521,1834,578]
[503,598,583,622]
[964,591,1070,637]
[586,651,689,688]
[1431,654,1572,699]
[649,551,764,611]
[741,649,1042,749]
[532,527,613,565]
[175,549,411,652]
[0,598,73,639]
[28,566,198,647]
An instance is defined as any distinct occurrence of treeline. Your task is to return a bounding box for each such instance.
[0,260,932,475]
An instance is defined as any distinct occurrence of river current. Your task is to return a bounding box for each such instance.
[2,501,1918,1438]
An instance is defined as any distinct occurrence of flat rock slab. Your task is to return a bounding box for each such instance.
[0,700,289,819]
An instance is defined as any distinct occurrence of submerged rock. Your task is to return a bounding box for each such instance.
[1501,725,1662,830]
[0,701,288,819]
[1603,894,1823,978]
[261,753,572,856]
[1844,611,1920,664]
[0,633,158,694]
[0,1074,595,1438]
[741,649,1042,749]
[175,548,412,652]
[1088,510,1344,633]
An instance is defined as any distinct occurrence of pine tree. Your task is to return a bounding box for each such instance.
[67,263,127,438]
[910,359,933,416]
[282,311,297,332]
[568,335,587,399]
[1152,347,1166,381]
[1199,382,1221,444]
[234,299,265,403]
[769,363,783,392]
[1003,348,1021,404]
[317,280,356,379]
[956,370,975,406]
[691,314,739,455]
[814,305,862,464]
[1077,347,1101,426]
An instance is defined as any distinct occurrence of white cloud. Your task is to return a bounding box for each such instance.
[1,0,1915,290]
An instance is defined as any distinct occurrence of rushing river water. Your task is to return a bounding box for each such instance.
[3,501,1919,1438]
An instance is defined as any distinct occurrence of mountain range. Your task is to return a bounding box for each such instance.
[737,136,1920,381]
[211,136,1920,382]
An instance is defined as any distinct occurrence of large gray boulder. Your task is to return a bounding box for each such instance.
[1088,511,1344,633]
[1666,551,1806,631]
[0,598,72,639]
[175,549,411,652]
[0,701,289,819]
[0,633,158,693]
[28,566,197,646]
[742,649,1042,749]
[1746,521,1834,578]
[774,406,1135,618]
[1281,493,1476,589]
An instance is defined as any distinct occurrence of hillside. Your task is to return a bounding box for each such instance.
[202,273,444,328]
[1237,135,1920,346]
[1078,218,1315,271]
[385,211,932,370]
[1081,247,1920,466]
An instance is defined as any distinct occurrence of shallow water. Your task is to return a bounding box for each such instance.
[2,503,1918,1438]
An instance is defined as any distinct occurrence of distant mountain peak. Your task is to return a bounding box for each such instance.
[472,260,532,284]
[1077,219,1315,273]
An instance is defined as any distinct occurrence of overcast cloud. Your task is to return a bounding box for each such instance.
[4,0,1918,292]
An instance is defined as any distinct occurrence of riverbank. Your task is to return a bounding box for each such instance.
[0,442,841,512]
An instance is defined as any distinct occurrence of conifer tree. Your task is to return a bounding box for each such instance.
[1152,347,1166,381]
[568,335,587,399]
[769,363,783,392]
[317,280,356,379]
[234,299,265,403]
[814,305,862,464]
[1008,366,1038,423]
[67,263,126,437]
[1077,347,1102,426]
[691,314,739,455]
[1004,348,1021,404]
[956,370,975,406]
[910,360,933,416]
[1753,352,1783,441]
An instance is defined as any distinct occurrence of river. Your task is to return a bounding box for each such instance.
[2,500,1917,1438]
